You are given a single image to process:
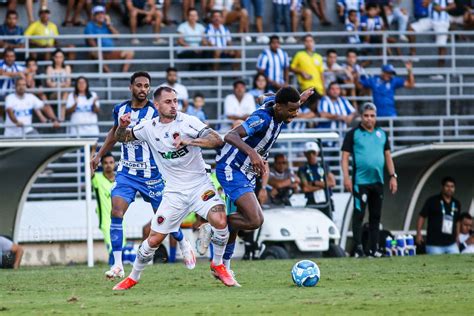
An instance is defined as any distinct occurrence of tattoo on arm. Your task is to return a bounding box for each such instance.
[209,205,225,213]
[115,126,134,143]
[190,128,224,149]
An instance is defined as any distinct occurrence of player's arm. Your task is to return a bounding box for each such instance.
[11,243,24,269]
[341,151,352,193]
[224,125,267,176]
[179,127,224,149]
[115,113,137,143]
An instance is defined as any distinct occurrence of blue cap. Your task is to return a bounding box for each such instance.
[381,64,396,75]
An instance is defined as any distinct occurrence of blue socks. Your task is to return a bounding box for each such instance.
[110,217,124,267]
[223,242,235,261]
[170,229,183,242]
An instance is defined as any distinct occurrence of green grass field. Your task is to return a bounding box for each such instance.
[0,255,473,315]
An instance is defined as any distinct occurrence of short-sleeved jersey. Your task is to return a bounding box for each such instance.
[216,96,284,180]
[132,112,209,191]
[113,100,161,179]
[290,50,325,95]
[4,92,44,137]
[360,15,384,31]
[318,96,355,131]
[256,48,289,85]
[359,75,405,117]
[24,21,59,46]
[0,61,25,95]
[341,124,390,185]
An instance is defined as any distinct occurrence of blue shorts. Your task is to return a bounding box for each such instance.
[111,173,164,210]
[216,165,255,204]
[241,0,263,17]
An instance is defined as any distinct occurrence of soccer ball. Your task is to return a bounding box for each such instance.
[291,260,320,287]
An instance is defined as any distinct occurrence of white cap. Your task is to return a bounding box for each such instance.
[304,142,320,153]
[92,5,106,15]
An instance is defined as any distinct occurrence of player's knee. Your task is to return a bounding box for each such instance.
[248,216,263,230]
[111,207,125,218]
[147,235,162,248]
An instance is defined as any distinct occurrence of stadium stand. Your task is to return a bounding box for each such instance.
[1,0,474,202]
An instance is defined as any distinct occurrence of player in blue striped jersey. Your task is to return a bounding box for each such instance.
[197,87,314,273]
[91,72,193,279]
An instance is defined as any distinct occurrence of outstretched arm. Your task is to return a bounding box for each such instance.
[176,128,223,149]
[114,112,136,143]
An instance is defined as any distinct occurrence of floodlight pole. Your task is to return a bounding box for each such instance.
[84,144,94,267]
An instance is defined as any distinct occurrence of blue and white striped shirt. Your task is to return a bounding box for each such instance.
[430,0,453,22]
[338,0,365,19]
[0,61,25,95]
[360,15,384,31]
[216,96,284,180]
[112,100,162,179]
[318,96,355,131]
[205,24,232,48]
[256,48,289,85]
[345,21,361,44]
[272,0,291,4]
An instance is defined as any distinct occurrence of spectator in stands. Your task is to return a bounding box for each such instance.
[298,141,336,218]
[413,0,430,21]
[409,0,455,72]
[341,102,398,257]
[458,213,474,254]
[342,49,366,104]
[268,153,300,206]
[0,48,25,102]
[416,177,461,255]
[357,62,415,117]
[378,0,409,42]
[25,57,49,106]
[307,0,332,26]
[4,78,59,138]
[223,79,256,129]
[0,236,23,269]
[256,35,289,91]
[205,10,241,70]
[273,0,292,40]
[24,6,60,60]
[290,1,312,39]
[186,93,208,123]
[323,49,350,88]
[448,0,469,27]
[6,0,48,25]
[241,0,269,44]
[345,9,362,47]
[337,0,365,23]
[177,8,208,71]
[63,0,87,26]
[123,0,165,45]
[212,0,251,43]
[290,34,325,96]
[463,1,474,27]
[159,67,189,112]
[360,3,385,51]
[0,10,25,50]
[85,5,134,73]
[318,82,356,131]
[65,76,100,136]
[46,48,72,120]
[248,73,273,102]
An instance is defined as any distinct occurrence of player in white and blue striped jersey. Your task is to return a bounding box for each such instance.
[256,35,289,91]
[198,87,314,273]
[91,72,192,279]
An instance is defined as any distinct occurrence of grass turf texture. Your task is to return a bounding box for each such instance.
[0,255,473,315]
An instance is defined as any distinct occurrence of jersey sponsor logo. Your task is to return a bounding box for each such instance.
[158,146,189,159]
[157,215,165,225]
[249,118,265,128]
[148,190,163,198]
[201,190,216,201]
[145,179,162,186]
[120,159,150,170]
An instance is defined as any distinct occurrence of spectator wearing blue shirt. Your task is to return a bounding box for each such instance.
[256,35,289,91]
[345,10,362,45]
[84,6,134,73]
[360,4,384,45]
[338,0,365,23]
[0,10,24,50]
[414,0,431,20]
[186,93,208,123]
[357,62,415,117]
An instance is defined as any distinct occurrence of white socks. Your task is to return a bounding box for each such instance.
[210,226,229,266]
[112,251,123,268]
[130,239,158,281]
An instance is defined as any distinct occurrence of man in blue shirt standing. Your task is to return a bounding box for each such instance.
[341,103,398,258]
[358,62,415,117]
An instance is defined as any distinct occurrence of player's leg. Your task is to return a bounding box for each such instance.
[352,184,368,257]
[367,183,383,257]
[228,192,264,230]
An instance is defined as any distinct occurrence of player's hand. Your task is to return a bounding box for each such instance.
[257,188,268,205]
[119,113,131,128]
[249,151,266,176]
[416,233,424,245]
[343,177,353,193]
[300,88,315,104]
[389,177,398,194]
[90,154,100,175]
[172,133,190,148]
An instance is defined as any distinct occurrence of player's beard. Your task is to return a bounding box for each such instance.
[133,92,147,102]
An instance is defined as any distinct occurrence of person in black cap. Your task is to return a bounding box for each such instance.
[357,61,415,117]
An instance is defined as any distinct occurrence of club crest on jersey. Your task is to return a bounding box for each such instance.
[172,132,180,139]
[201,190,216,201]
[157,216,165,225]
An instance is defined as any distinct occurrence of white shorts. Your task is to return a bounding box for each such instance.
[411,18,450,45]
[151,177,224,234]
[449,14,464,26]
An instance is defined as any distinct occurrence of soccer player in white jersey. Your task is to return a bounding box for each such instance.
[197,87,314,274]
[91,72,194,280]
[112,86,237,290]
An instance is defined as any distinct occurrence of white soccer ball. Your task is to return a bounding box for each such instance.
[291,260,320,287]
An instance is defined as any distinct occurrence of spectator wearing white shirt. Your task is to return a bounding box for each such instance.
[458,213,474,254]
[159,67,189,112]
[318,82,356,132]
[205,10,241,70]
[409,0,456,71]
[4,78,59,138]
[256,35,289,91]
[177,8,208,70]
[323,49,350,88]
[223,79,256,130]
[65,76,100,136]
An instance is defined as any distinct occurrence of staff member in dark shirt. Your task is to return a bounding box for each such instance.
[416,177,461,255]
[341,102,398,258]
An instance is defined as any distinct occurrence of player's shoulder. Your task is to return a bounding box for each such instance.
[113,100,130,112]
